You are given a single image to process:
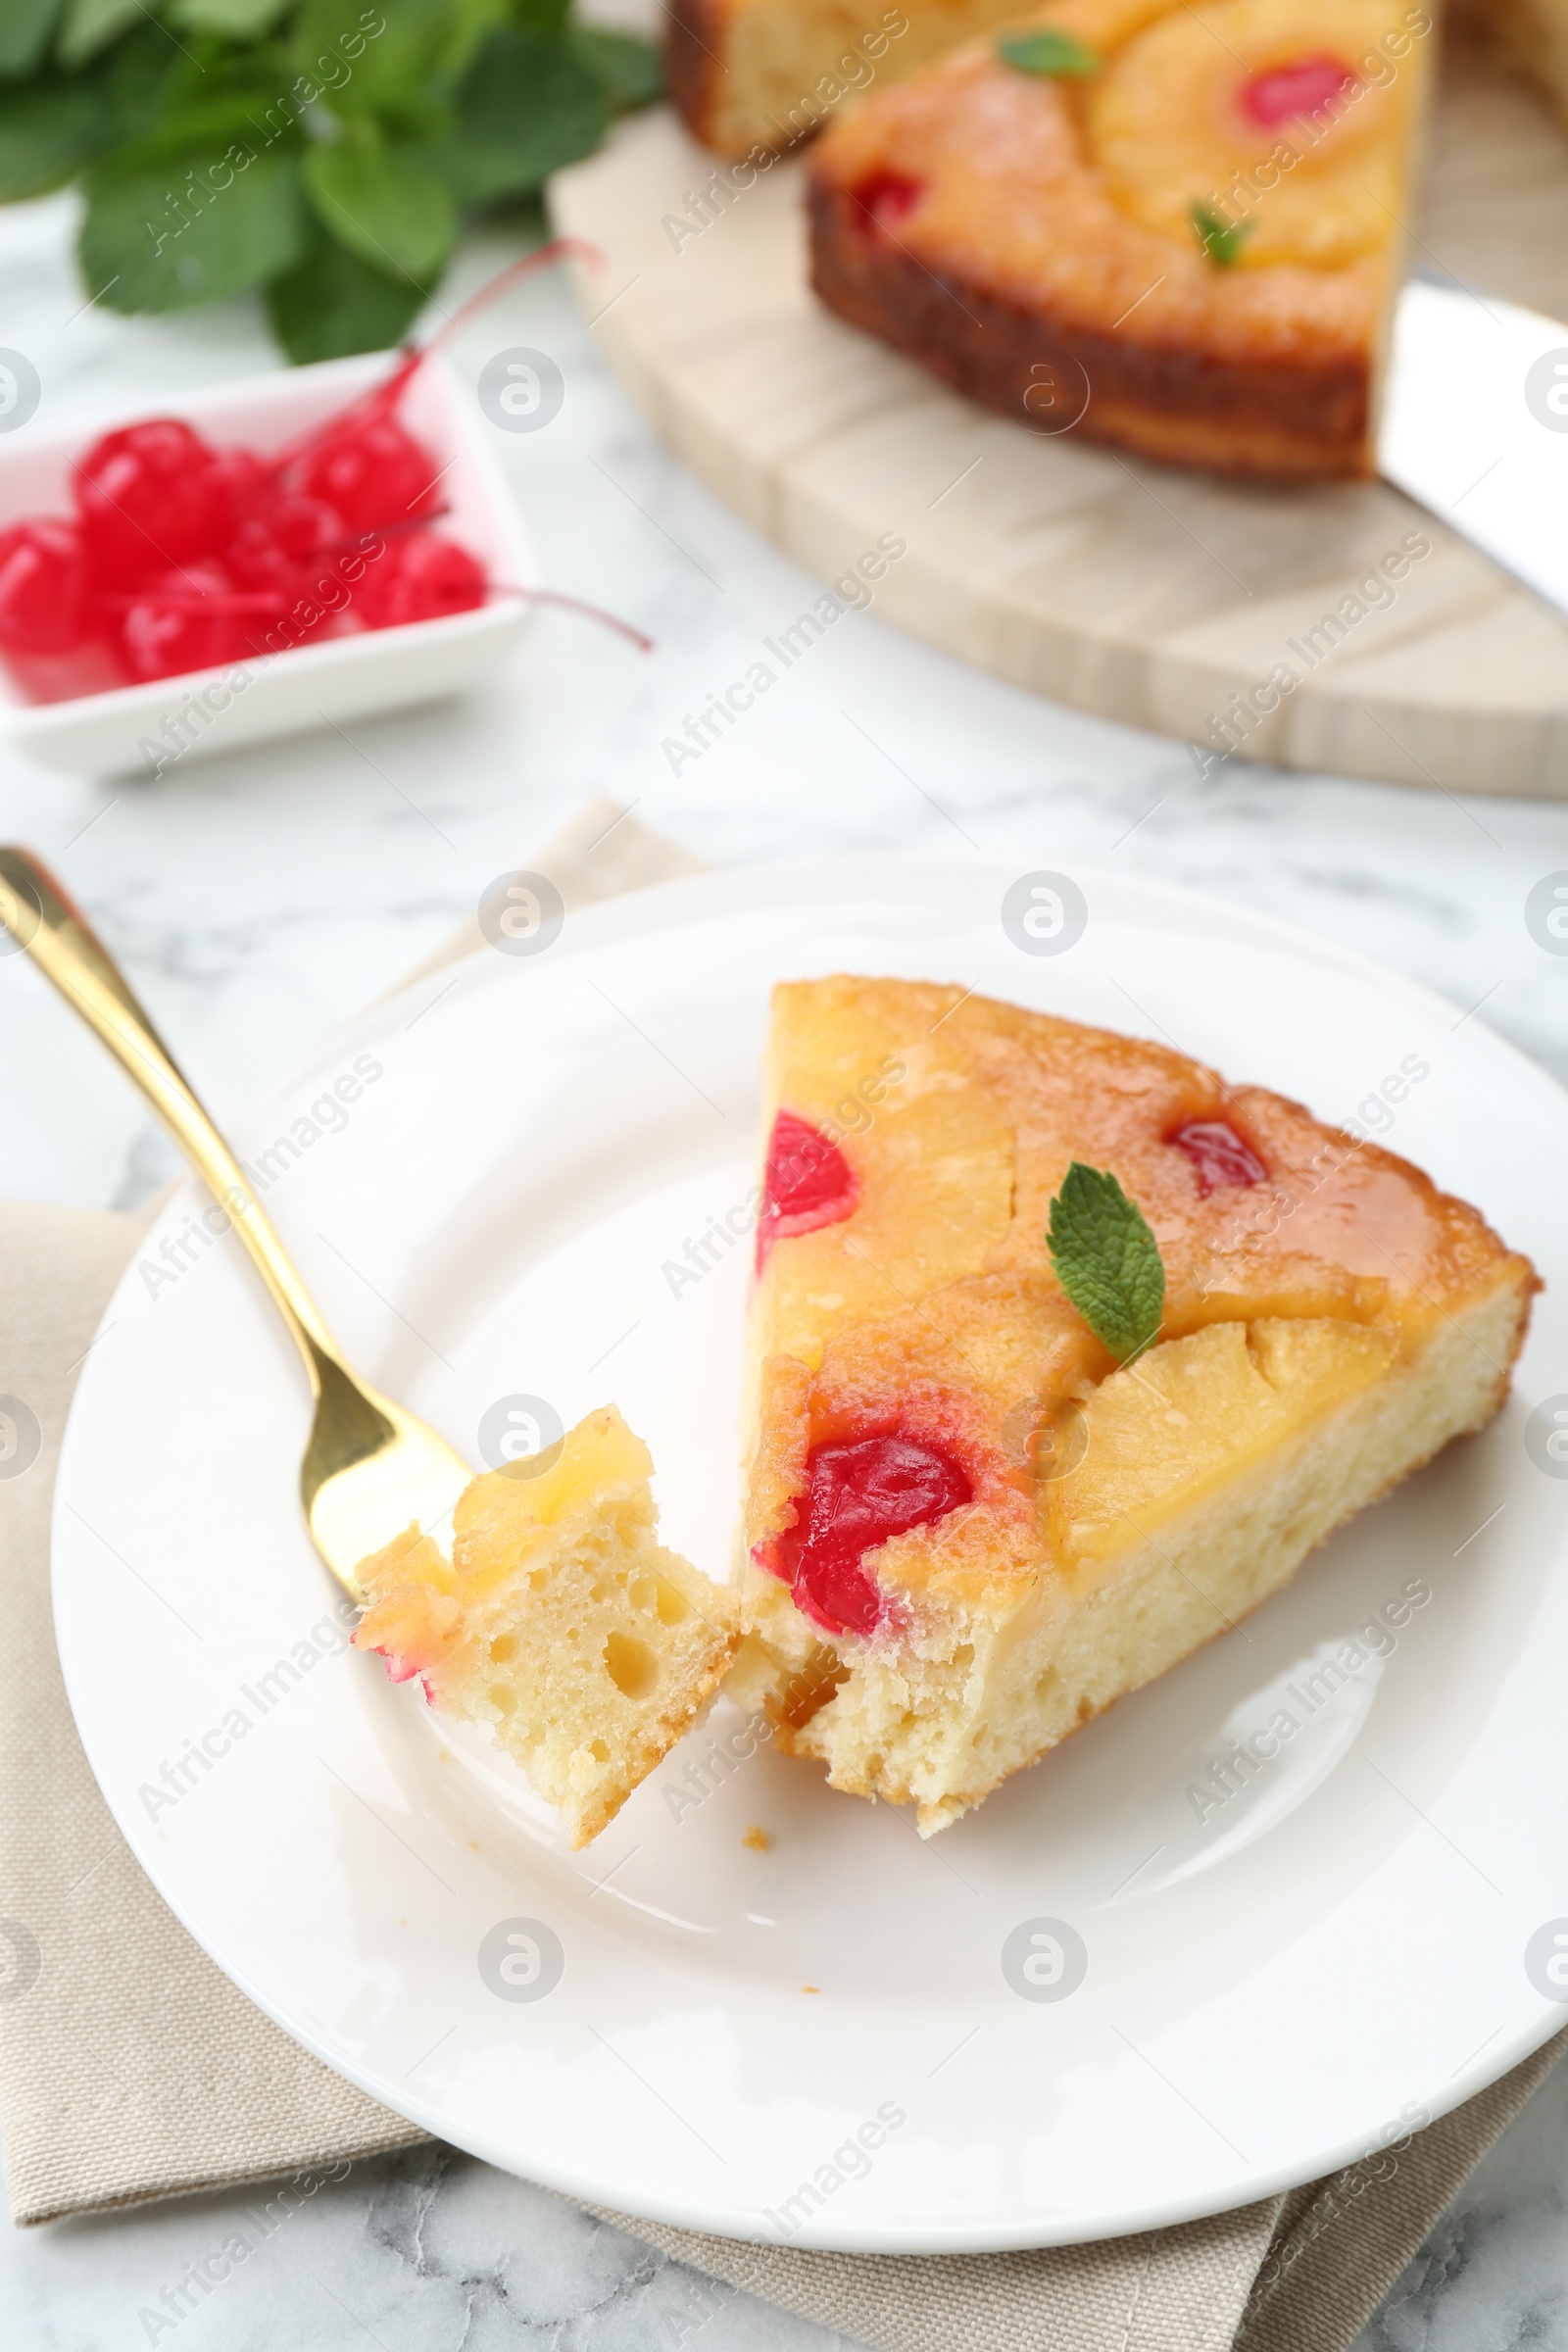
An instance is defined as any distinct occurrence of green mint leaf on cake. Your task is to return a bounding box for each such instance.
[1191,203,1253,268]
[1048,1162,1165,1363]
[997,28,1102,76]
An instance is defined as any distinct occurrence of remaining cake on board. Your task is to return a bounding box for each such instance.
[669,0,1568,156]
[731,976,1536,1836]
[664,0,1567,478]
[806,0,1437,478]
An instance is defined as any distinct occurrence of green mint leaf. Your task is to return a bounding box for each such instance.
[420,24,606,204]
[267,224,428,360]
[95,92,299,175]
[57,0,144,71]
[1048,1162,1165,1363]
[0,0,64,81]
[93,24,201,150]
[568,24,662,111]
[0,79,103,198]
[1191,201,1252,267]
[997,27,1102,77]
[303,137,457,282]
[172,0,292,35]
[515,0,571,36]
[294,0,471,119]
[79,143,307,311]
[393,0,514,92]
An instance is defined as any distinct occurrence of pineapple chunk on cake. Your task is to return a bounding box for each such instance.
[736,977,1538,1835]
[355,1406,740,1846]
[1087,0,1423,270]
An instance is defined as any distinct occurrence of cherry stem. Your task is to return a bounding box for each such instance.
[273,237,609,464]
[368,237,604,416]
[487,585,653,652]
[98,575,653,654]
[416,238,605,367]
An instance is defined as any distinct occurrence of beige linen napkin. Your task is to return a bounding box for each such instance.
[1,797,1560,2352]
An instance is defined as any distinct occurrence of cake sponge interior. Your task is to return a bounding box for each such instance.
[355,1407,741,1846]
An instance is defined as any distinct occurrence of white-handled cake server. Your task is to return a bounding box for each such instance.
[1380,274,1568,616]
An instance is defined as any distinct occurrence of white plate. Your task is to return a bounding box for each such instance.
[0,352,537,779]
[53,858,1568,2252]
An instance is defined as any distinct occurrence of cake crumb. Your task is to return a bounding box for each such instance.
[742,1826,771,1852]
[801,1984,819,1995]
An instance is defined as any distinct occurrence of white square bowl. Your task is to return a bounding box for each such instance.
[0,350,539,779]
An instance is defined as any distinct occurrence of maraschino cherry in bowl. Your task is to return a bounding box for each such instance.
[0,342,540,780]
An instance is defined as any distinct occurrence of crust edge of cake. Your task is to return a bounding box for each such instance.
[806,167,1379,481]
[666,0,728,152]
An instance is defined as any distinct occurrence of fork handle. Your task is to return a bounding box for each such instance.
[0,846,338,1391]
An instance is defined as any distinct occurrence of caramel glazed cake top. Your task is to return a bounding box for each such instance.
[805,0,1438,478]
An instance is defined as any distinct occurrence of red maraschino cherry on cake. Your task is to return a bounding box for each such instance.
[730,976,1538,1835]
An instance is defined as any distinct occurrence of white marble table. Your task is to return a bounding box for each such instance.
[3,180,1568,2349]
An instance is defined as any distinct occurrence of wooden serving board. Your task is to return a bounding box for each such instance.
[550,63,1568,798]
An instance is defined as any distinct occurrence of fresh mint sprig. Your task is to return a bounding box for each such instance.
[997,27,1102,77]
[0,1,661,364]
[1191,202,1253,268]
[1048,1162,1165,1363]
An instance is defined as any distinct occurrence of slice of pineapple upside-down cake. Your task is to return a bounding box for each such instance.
[731,976,1538,1835]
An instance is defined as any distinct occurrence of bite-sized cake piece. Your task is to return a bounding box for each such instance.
[808,0,1437,478]
[355,1407,740,1846]
[734,976,1537,1834]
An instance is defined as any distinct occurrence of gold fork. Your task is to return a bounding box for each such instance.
[0,846,469,1599]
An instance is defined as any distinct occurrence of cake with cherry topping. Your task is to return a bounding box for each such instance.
[806,0,1437,477]
[731,976,1536,1834]
[355,1406,741,1846]
[671,0,1568,160]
